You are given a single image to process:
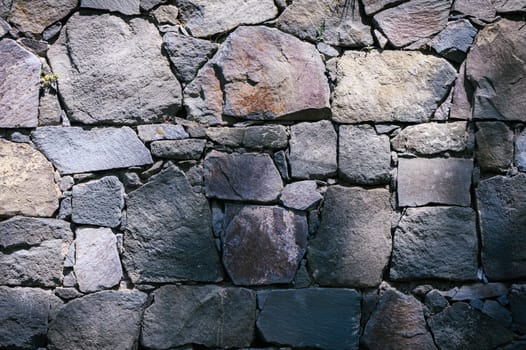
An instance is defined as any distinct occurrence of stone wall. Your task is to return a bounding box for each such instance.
[1,0,526,349]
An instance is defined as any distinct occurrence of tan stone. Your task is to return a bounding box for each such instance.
[8,0,76,34]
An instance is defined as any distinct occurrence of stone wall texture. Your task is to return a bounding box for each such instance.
[1,1,525,349]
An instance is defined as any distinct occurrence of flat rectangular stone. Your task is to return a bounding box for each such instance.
[137,124,189,142]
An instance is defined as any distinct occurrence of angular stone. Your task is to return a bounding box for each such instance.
[38,90,62,126]
[150,139,206,160]
[32,126,153,175]
[140,0,164,11]
[48,13,181,125]
[142,285,256,349]
[257,289,361,350]
[124,166,223,283]
[451,283,508,301]
[308,186,391,287]
[339,124,390,185]
[373,0,450,48]
[452,0,496,22]
[223,205,307,285]
[330,51,456,123]
[163,32,217,83]
[425,290,449,315]
[289,120,337,179]
[392,122,468,155]
[510,285,526,334]
[477,174,526,280]
[515,128,526,171]
[0,139,59,217]
[391,206,478,281]
[8,0,76,33]
[137,124,189,142]
[362,0,408,15]
[74,227,122,293]
[0,287,58,349]
[175,0,277,38]
[362,289,436,350]
[494,0,526,13]
[280,181,322,211]
[184,62,224,125]
[475,122,513,171]
[243,125,288,150]
[152,5,179,24]
[47,290,147,350]
[276,0,373,47]
[428,302,514,350]
[450,62,473,120]
[204,151,282,202]
[397,158,473,207]
[428,20,478,63]
[482,300,512,326]
[80,0,140,15]
[206,127,245,147]
[72,176,124,228]
[467,19,526,121]
[0,0,11,18]
[0,39,40,128]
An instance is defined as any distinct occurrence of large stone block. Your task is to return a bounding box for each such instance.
[392,122,468,155]
[8,0,76,33]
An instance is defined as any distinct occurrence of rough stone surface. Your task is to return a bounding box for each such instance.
[452,0,496,22]
[137,124,189,142]
[308,186,391,287]
[482,300,512,326]
[204,151,283,202]
[243,125,288,150]
[494,0,526,13]
[38,90,62,126]
[140,0,164,11]
[152,5,179,24]
[32,126,153,175]
[397,158,473,207]
[289,121,337,179]
[362,289,437,350]
[0,39,40,128]
[450,62,473,120]
[80,0,140,15]
[515,128,526,171]
[330,51,456,123]
[467,19,526,121]
[428,20,477,63]
[206,127,245,147]
[0,0,11,18]
[222,205,307,285]
[0,139,59,217]
[175,0,277,38]
[391,206,478,281]
[72,176,124,228]
[257,289,361,350]
[150,139,206,160]
[362,0,407,15]
[477,174,526,280]
[392,122,468,155]
[276,0,373,47]
[280,181,322,211]
[47,290,147,350]
[451,283,508,301]
[8,0,76,33]
[48,13,181,125]
[142,285,256,349]
[510,285,526,334]
[124,166,223,283]
[428,302,514,350]
[476,122,513,171]
[339,124,391,185]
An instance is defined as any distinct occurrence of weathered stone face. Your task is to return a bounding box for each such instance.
[80,0,141,15]
[8,0,76,33]
[428,19,478,63]
[362,0,408,15]
[392,122,468,155]
[510,285,526,334]
[475,122,514,171]
[452,0,496,22]
[280,180,322,211]
[450,62,473,120]
[150,139,206,160]
[137,124,189,142]
[516,128,526,171]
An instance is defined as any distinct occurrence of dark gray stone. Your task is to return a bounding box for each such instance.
[476,122,513,171]
[47,290,147,350]
[206,127,245,147]
[150,139,206,160]
[477,174,526,280]
[425,290,449,315]
[510,284,526,334]
[54,287,83,301]
[280,181,322,211]
[80,0,140,15]
[32,126,153,175]
[257,289,361,350]
[222,204,308,285]
[274,150,290,181]
[428,302,514,350]
[515,128,526,171]
[392,122,468,155]
[124,166,223,283]
[482,300,512,327]
[142,285,256,349]
[451,283,508,301]
[450,62,473,120]
[428,20,477,63]
[308,186,391,287]
[243,125,288,150]
[137,123,189,142]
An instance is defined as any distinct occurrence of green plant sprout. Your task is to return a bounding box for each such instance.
[40,71,59,87]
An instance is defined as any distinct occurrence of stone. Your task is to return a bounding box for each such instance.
[163,32,217,83]
[137,124,189,142]
[140,0,165,11]
[47,290,147,350]
[276,0,373,47]
[317,42,339,57]
[142,285,256,349]
[0,217,73,287]
[373,0,450,48]
[71,176,124,227]
[475,122,513,171]
[54,287,83,300]
[0,287,59,349]
[57,197,72,220]
[274,150,290,181]
[451,283,508,301]
[428,20,477,63]
[32,126,153,175]
[243,125,288,150]
[477,174,526,280]
[428,302,514,350]
[80,0,140,15]
[206,127,245,147]
[392,122,468,155]
[48,13,181,125]
[362,0,407,15]
[330,51,456,123]
[204,151,283,202]
[308,186,391,287]
[425,290,449,315]
[494,0,526,13]
[0,0,11,18]
[124,166,223,283]
[339,124,391,185]
[150,139,206,160]
[0,39,40,128]
[467,20,526,121]
[42,21,62,41]
[222,204,308,285]
[362,289,436,350]
[452,0,496,22]
[0,139,59,217]
[175,0,277,37]
[482,300,512,327]
[450,62,473,120]
[390,206,478,281]
[515,128,526,171]
[38,90,62,126]
[289,121,337,179]
[510,285,526,333]
[184,62,224,125]
[8,0,76,33]
[152,5,179,24]
[397,158,473,207]
[0,18,8,37]
[257,289,361,350]
[74,227,122,293]
[280,181,322,211]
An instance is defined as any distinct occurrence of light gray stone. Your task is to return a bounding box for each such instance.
[428,19,478,63]
[451,283,508,301]
[152,5,179,24]
[42,21,62,41]
[137,124,189,142]
[0,0,11,18]
[317,42,339,57]
[392,122,468,155]
[38,90,62,126]
[494,0,526,13]
[140,0,165,11]
[54,287,83,300]
[80,0,140,15]
[243,125,288,150]
[280,181,322,211]
[32,126,153,175]
[515,128,526,171]
[206,127,245,147]
[476,122,513,171]
[150,139,206,160]
[362,0,408,15]
[8,0,76,33]
[452,0,496,22]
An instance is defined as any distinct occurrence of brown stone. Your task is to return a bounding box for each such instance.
[362,0,408,15]
[8,0,76,33]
